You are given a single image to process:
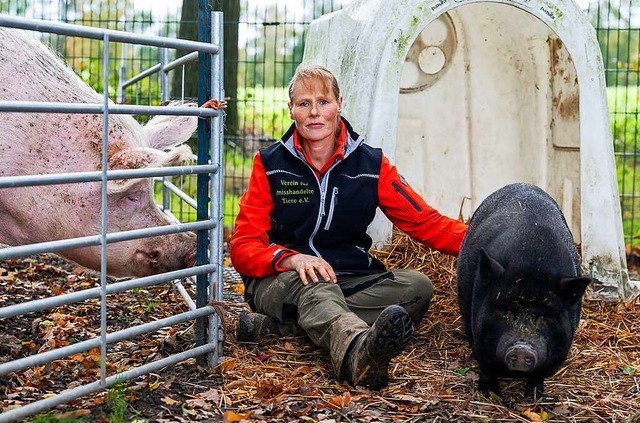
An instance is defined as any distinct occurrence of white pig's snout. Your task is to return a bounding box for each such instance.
[183,231,197,267]
[130,231,197,276]
[184,247,197,268]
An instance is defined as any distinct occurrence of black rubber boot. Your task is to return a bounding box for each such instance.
[236,312,279,342]
[345,305,413,390]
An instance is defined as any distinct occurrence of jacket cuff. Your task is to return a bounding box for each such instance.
[272,248,298,272]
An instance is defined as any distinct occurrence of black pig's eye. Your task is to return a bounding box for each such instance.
[535,315,553,325]
[498,309,515,320]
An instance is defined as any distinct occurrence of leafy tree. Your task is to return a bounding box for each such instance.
[0,0,29,14]
[172,0,198,101]
[172,0,240,137]
[586,0,640,86]
[239,0,348,89]
[217,0,240,138]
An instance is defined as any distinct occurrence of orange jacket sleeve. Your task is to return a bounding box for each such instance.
[378,155,468,256]
[229,153,298,278]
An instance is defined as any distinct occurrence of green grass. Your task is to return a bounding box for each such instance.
[154,150,251,235]
[237,86,289,138]
[608,86,640,243]
[26,383,129,423]
[608,86,639,114]
[106,383,128,423]
[29,414,87,423]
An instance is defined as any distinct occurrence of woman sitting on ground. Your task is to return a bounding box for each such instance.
[230,64,467,390]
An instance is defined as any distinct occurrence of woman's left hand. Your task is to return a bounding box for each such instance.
[280,254,337,285]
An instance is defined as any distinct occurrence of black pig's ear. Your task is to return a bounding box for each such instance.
[559,277,593,303]
[479,248,504,287]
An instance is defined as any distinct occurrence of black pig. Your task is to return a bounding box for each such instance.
[456,183,593,398]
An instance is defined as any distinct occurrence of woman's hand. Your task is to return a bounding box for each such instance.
[281,254,337,285]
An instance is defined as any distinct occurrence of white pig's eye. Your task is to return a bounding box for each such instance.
[124,192,142,203]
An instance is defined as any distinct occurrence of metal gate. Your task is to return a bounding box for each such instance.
[0,11,224,422]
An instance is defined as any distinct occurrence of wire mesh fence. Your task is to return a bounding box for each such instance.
[588,0,640,259]
[0,0,638,256]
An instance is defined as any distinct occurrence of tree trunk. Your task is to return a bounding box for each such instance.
[173,0,240,138]
[172,0,199,101]
[217,0,240,138]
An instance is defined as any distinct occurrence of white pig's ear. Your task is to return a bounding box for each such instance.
[143,102,198,149]
[106,145,193,195]
[108,145,193,171]
[158,144,193,166]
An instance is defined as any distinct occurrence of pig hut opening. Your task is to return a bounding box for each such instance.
[303,0,635,300]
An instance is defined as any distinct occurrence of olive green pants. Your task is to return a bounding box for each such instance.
[244,269,433,377]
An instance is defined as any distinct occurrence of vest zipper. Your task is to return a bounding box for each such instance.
[308,171,330,257]
[290,147,342,259]
[323,187,339,231]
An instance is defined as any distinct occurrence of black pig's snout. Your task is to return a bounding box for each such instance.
[504,343,538,373]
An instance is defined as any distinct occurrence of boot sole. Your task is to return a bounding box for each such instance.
[355,306,413,389]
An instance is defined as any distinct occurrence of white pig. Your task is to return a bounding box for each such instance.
[0,27,198,277]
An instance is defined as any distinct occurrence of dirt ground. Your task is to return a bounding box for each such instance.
[1,245,640,422]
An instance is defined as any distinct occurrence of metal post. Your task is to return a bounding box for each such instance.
[195,0,212,366]
[160,48,170,103]
[209,10,225,366]
[116,42,128,104]
[100,33,110,388]
[160,48,171,213]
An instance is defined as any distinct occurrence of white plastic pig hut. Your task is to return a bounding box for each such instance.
[303,0,637,299]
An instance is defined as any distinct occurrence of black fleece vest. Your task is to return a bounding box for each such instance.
[259,138,387,274]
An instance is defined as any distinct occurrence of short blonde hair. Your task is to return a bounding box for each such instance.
[287,64,341,102]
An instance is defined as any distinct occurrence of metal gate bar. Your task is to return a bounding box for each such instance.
[0,221,214,260]
[0,264,216,319]
[0,164,218,188]
[0,344,217,423]
[0,14,218,53]
[0,305,216,375]
[207,6,225,368]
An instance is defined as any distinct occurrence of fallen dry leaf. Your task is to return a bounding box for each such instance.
[324,391,351,410]
[522,408,548,421]
[201,388,220,402]
[161,396,180,406]
[223,410,253,422]
[54,409,92,419]
[220,357,237,371]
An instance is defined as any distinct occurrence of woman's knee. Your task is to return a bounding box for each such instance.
[394,269,433,321]
[396,269,433,298]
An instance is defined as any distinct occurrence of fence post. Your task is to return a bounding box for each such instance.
[209,10,225,366]
[196,0,213,366]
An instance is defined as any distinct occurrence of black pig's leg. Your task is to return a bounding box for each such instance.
[478,372,501,396]
[524,378,544,399]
